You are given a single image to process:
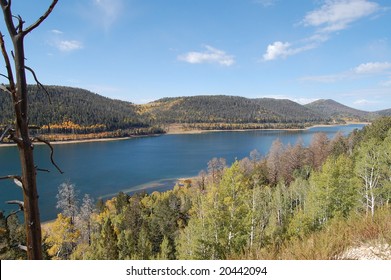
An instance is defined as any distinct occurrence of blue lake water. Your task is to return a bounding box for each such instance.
[0,124,365,221]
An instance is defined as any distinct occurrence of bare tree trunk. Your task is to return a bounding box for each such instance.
[11,31,42,260]
[0,0,58,259]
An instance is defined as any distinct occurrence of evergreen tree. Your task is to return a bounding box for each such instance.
[98,217,119,260]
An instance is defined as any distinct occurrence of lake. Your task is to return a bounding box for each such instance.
[0,124,365,221]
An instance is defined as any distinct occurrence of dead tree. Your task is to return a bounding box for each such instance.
[0,0,59,259]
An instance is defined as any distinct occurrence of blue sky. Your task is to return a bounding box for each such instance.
[1,0,390,111]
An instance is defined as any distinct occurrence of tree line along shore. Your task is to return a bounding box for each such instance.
[1,85,382,146]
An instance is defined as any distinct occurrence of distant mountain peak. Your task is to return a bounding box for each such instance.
[306,99,374,121]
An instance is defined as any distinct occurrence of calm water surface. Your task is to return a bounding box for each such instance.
[0,124,365,221]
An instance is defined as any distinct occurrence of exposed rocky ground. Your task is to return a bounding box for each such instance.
[339,242,391,260]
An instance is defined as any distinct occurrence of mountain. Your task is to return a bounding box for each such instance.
[140,95,329,125]
[376,108,391,116]
[305,99,375,121]
[0,85,150,132]
[1,86,381,136]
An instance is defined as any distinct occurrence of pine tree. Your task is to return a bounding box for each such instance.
[98,217,119,260]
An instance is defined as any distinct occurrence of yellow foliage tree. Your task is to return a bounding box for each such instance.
[44,213,80,259]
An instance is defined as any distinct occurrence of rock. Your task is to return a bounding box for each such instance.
[339,242,391,260]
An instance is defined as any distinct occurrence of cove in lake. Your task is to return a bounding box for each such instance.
[0,124,365,221]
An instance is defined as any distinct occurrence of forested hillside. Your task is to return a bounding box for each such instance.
[1,86,384,140]
[377,108,391,116]
[3,117,390,260]
[0,86,162,137]
[0,86,140,128]
[142,96,329,125]
[306,99,375,121]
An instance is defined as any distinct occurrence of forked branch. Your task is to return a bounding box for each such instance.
[1,0,58,37]
[23,0,58,35]
[6,199,24,210]
[0,175,23,188]
[32,136,64,174]
[24,65,51,104]
[0,32,15,90]
[0,125,22,145]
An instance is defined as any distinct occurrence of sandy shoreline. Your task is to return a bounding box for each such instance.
[0,135,153,148]
[165,122,369,135]
[0,122,368,148]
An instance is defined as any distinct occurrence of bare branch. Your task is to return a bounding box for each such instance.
[0,125,22,145]
[0,32,15,89]
[32,136,64,174]
[0,73,9,80]
[17,244,27,252]
[0,125,12,141]
[24,66,51,104]
[0,83,12,94]
[0,0,17,36]
[0,175,23,188]
[6,209,22,221]
[12,14,24,33]
[1,0,59,260]
[23,0,58,35]
[6,200,24,211]
[35,167,50,173]
[9,243,28,252]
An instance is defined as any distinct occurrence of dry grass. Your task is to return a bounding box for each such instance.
[243,207,391,260]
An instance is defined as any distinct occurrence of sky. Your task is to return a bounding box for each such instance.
[0,0,390,111]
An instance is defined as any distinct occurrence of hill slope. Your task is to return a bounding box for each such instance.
[0,85,149,131]
[305,99,375,121]
[376,108,391,116]
[1,87,380,136]
[141,95,329,125]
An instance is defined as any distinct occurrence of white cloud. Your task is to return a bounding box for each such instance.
[262,95,319,104]
[354,62,391,74]
[48,30,83,52]
[51,29,63,34]
[262,94,290,99]
[254,0,278,7]
[294,98,320,105]
[354,99,379,106]
[55,40,84,52]
[178,45,235,66]
[302,61,391,83]
[303,0,380,33]
[263,41,318,61]
[263,42,291,61]
[263,0,382,61]
[92,0,124,30]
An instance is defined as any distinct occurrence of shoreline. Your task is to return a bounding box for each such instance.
[0,122,369,148]
[41,176,197,225]
[165,121,369,135]
[0,134,162,148]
